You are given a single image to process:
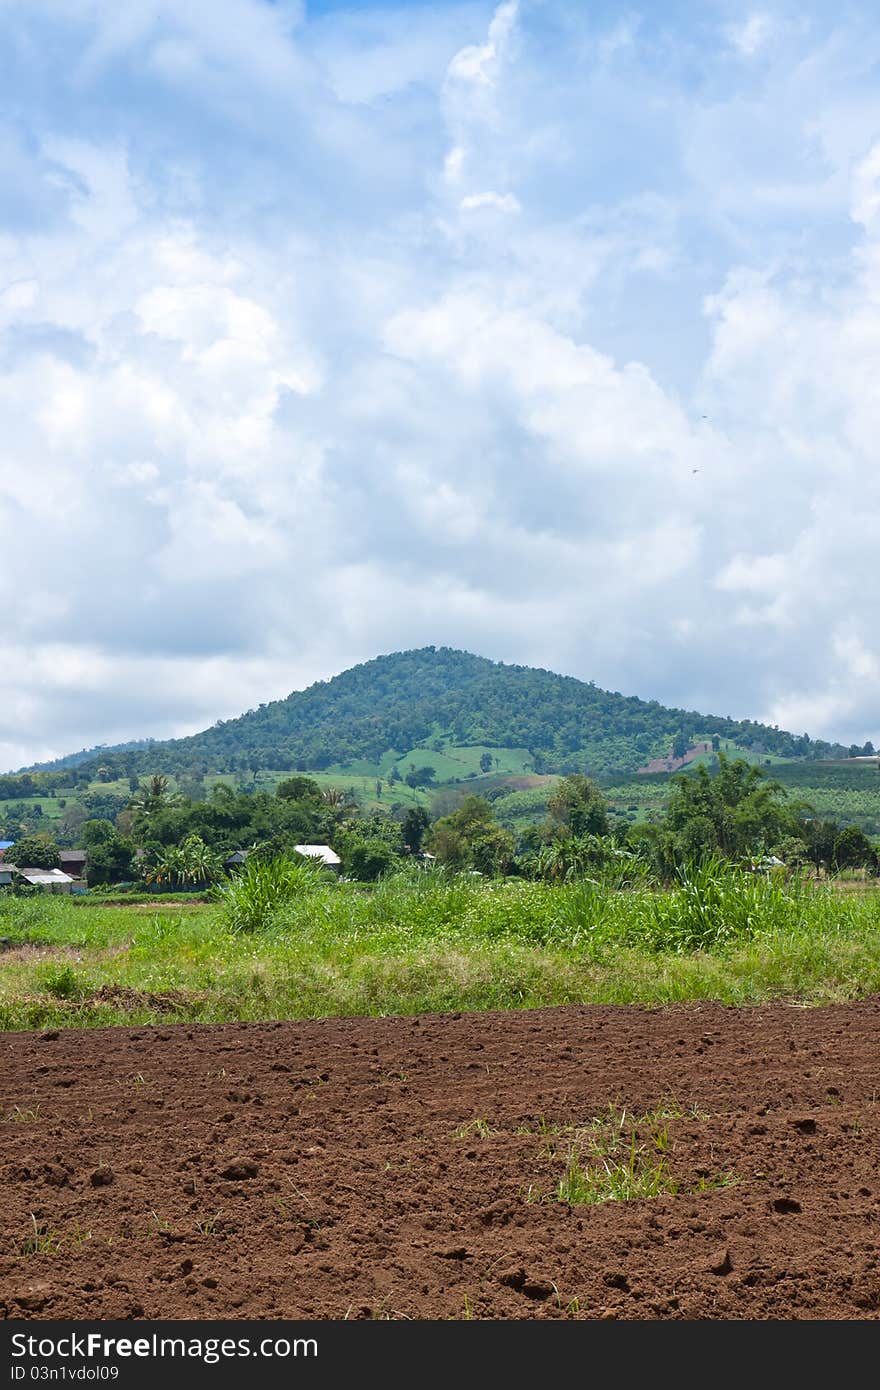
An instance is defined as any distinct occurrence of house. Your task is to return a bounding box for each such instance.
[59,849,87,880]
[0,866,74,894]
[293,844,341,870]
[223,850,252,870]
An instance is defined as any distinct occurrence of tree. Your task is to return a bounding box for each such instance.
[833,826,876,871]
[5,833,61,869]
[663,753,796,861]
[143,835,224,888]
[547,775,609,837]
[277,776,321,802]
[81,819,117,847]
[85,831,136,887]
[57,803,89,844]
[345,839,398,882]
[427,796,514,875]
[128,775,181,819]
[800,818,839,871]
[404,765,437,789]
[479,753,493,774]
[401,807,430,855]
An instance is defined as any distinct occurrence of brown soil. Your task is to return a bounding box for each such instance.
[2,1000,879,1321]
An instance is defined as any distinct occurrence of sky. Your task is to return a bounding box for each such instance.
[2,0,880,771]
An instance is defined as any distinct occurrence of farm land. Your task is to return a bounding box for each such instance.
[2,869,880,1320]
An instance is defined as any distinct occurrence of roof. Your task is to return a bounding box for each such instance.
[59,850,87,863]
[12,868,75,885]
[293,844,341,867]
[0,840,14,850]
[223,850,252,864]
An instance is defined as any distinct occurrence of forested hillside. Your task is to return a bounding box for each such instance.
[17,646,858,783]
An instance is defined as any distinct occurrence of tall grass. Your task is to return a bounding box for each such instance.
[211,856,326,933]
[1,859,879,1029]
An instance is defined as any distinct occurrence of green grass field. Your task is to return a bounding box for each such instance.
[2,865,879,1031]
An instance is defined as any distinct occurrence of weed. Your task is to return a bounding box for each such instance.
[693,1172,739,1192]
[453,1118,498,1139]
[537,1103,734,1205]
[213,856,326,934]
[556,1132,678,1205]
[195,1211,223,1236]
[4,865,880,1027]
[68,1220,93,1248]
[18,1214,63,1256]
[6,1104,43,1123]
[38,965,83,1001]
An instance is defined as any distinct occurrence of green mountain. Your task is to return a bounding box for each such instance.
[22,646,853,782]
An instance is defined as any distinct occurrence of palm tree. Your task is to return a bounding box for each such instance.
[129,775,182,818]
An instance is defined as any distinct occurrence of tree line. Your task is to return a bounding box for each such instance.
[3,755,877,891]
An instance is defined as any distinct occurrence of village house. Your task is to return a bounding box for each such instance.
[0,865,75,893]
[222,850,252,870]
[59,849,87,880]
[293,844,342,870]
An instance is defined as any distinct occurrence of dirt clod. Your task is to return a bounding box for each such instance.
[218,1159,259,1181]
[708,1247,733,1276]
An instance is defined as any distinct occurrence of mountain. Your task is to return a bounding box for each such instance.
[21,647,851,782]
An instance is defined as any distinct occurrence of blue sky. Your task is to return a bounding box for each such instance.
[2,0,879,769]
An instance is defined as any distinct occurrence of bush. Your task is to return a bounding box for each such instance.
[212,855,325,933]
[345,839,399,882]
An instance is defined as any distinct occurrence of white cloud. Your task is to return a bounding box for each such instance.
[460,190,521,213]
[1,0,880,768]
[446,1,518,87]
[725,14,775,57]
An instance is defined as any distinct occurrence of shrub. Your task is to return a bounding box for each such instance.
[212,855,325,933]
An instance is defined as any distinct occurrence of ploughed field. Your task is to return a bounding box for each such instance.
[2,1000,880,1320]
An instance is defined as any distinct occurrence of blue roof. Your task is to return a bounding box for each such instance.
[0,841,14,850]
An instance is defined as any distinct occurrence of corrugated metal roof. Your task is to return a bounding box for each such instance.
[293,844,341,866]
[14,868,75,884]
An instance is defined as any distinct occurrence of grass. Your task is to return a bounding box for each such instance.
[453,1118,499,1139]
[555,1134,677,1204]
[1,862,880,1029]
[17,1215,64,1256]
[4,1104,43,1123]
[527,1104,738,1206]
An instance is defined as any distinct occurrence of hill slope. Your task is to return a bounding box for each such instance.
[23,646,852,781]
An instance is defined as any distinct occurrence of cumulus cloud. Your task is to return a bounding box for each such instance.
[1,0,879,768]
